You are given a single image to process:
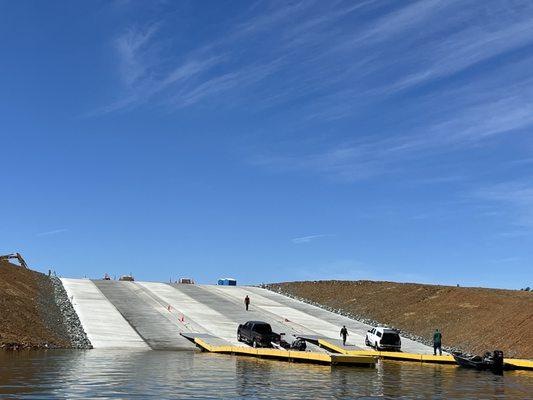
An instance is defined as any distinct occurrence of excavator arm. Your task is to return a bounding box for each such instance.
[0,252,28,268]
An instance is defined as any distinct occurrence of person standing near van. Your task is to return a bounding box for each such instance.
[340,325,348,346]
[433,329,442,356]
[244,295,250,311]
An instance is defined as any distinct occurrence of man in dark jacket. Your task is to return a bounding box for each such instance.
[433,329,442,355]
[244,295,250,311]
[340,325,348,346]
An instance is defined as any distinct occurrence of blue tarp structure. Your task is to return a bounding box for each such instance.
[217,278,237,286]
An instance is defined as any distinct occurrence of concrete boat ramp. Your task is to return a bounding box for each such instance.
[60,278,440,366]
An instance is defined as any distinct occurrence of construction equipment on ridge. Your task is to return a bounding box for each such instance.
[0,253,29,268]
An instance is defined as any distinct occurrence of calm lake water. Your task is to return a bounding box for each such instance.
[0,350,531,399]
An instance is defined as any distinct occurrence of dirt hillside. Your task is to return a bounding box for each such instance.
[267,280,533,359]
[0,261,70,349]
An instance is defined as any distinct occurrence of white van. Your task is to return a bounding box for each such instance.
[365,327,401,351]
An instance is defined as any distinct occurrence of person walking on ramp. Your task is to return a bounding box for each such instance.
[433,328,442,356]
[244,295,250,311]
[340,325,348,346]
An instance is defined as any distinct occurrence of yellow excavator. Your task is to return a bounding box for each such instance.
[0,252,29,268]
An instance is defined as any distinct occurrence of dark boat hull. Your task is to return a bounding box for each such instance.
[453,353,511,372]
[454,355,490,370]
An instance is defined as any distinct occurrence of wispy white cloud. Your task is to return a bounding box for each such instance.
[300,1,533,120]
[252,67,533,182]
[380,17,533,95]
[37,228,69,237]
[291,234,335,244]
[97,14,290,114]
[114,24,159,86]
[98,1,533,118]
[233,0,314,38]
[170,59,283,109]
[337,0,455,50]
[89,54,223,116]
[96,0,533,187]
[160,57,223,89]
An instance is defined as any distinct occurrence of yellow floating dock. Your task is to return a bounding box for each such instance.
[316,338,533,370]
[504,358,533,370]
[318,338,455,363]
[188,336,376,367]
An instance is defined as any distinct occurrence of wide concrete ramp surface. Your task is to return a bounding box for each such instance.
[62,279,435,355]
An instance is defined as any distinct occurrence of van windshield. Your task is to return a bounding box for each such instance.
[254,324,272,334]
[381,333,400,345]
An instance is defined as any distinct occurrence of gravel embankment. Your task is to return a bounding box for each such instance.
[50,276,92,349]
[266,281,533,358]
[35,274,72,347]
[265,284,477,356]
[1,261,79,349]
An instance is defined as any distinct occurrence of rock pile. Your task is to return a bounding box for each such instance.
[50,277,92,349]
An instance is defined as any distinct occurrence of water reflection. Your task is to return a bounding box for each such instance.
[0,350,531,399]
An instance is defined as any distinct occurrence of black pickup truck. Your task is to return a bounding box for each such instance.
[237,321,280,348]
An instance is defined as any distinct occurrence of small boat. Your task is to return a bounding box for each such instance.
[453,350,510,373]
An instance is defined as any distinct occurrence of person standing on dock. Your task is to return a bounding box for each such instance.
[340,325,348,346]
[433,329,442,356]
[244,295,250,311]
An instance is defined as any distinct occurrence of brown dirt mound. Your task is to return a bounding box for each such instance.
[268,280,533,359]
[0,261,70,349]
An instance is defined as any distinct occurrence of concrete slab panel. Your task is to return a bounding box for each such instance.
[60,278,149,349]
[137,282,243,346]
[93,281,197,351]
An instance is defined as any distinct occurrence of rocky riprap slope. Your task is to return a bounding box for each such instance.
[0,261,91,350]
[50,276,92,349]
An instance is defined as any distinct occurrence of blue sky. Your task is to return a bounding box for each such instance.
[1,0,532,288]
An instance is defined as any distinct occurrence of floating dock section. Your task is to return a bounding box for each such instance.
[312,336,455,364]
[181,333,376,367]
[309,336,533,370]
